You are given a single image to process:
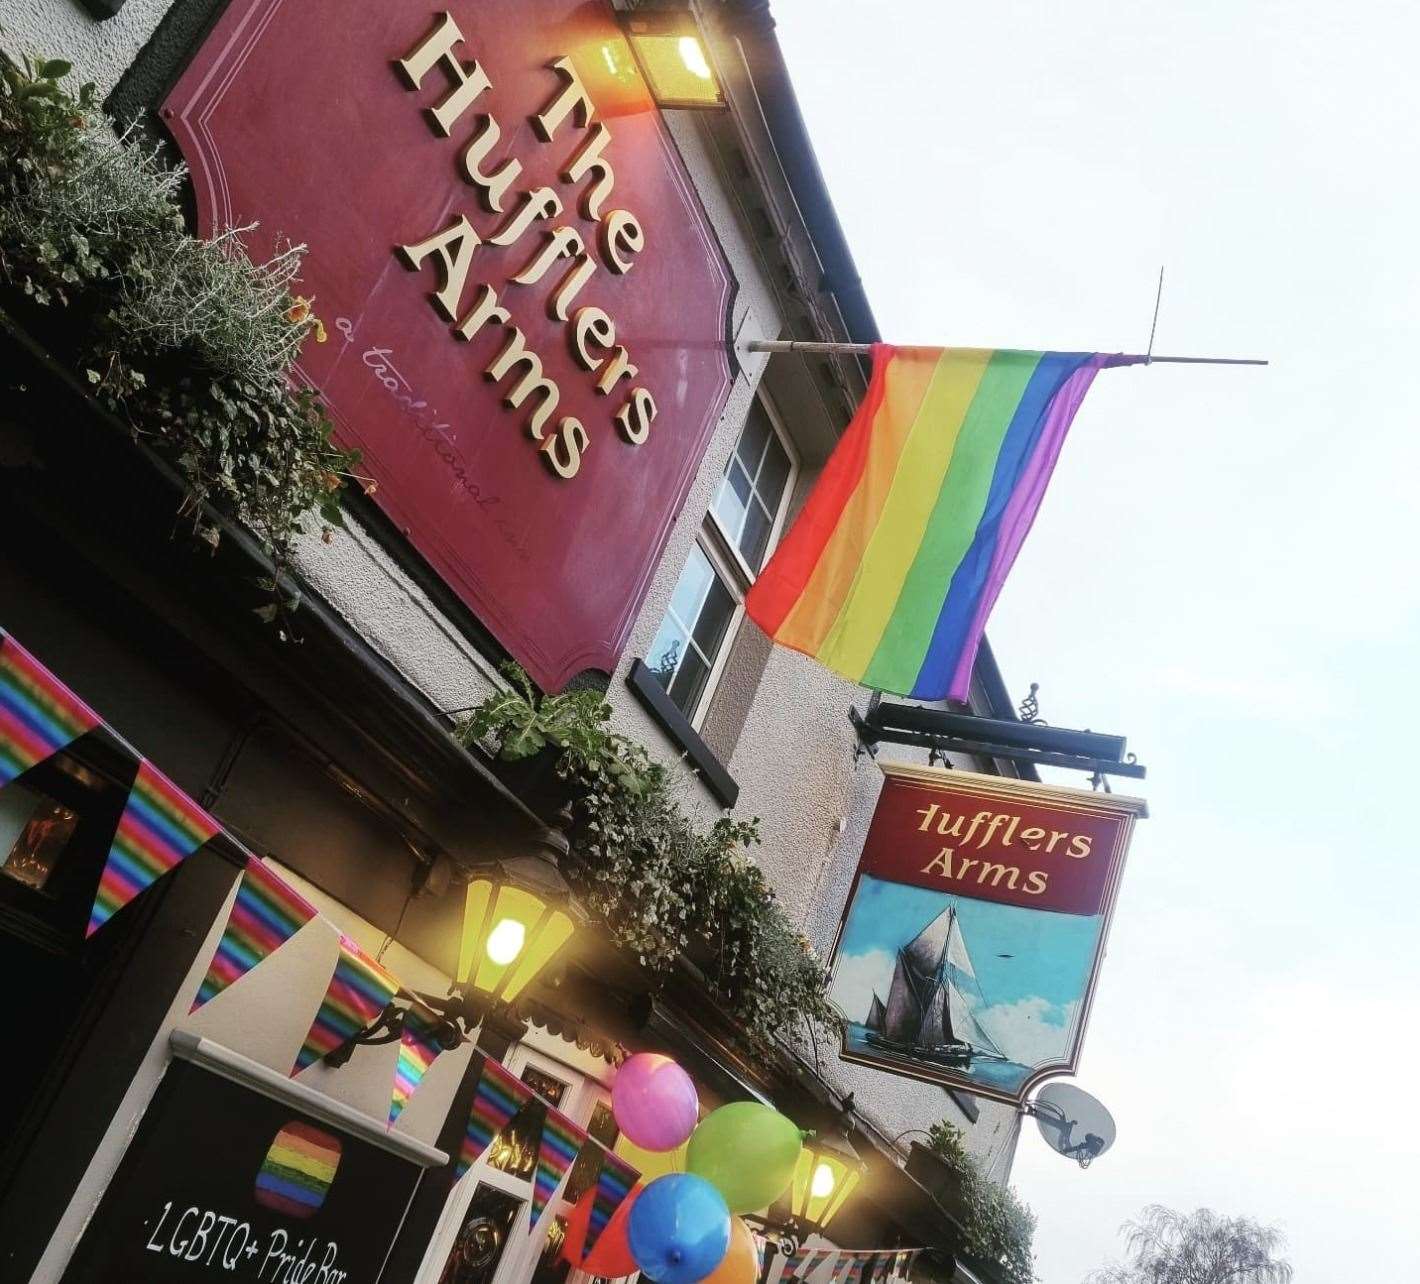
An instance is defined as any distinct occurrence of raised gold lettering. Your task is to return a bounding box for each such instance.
[397,214,481,322]
[459,116,523,212]
[614,387,657,445]
[572,307,615,369]
[977,862,1020,889]
[540,418,591,479]
[533,55,594,141]
[1067,834,1093,859]
[487,187,562,247]
[396,12,490,137]
[453,283,511,341]
[594,345,638,395]
[1024,870,1049,895]
[600,209,644,274]
[485,328,560,439]
[920,848,954,877]
[562,122,615,219]
[512,226,584,287]
[549,254,597,321]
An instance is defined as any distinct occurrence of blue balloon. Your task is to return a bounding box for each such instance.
[627,1173,731,1284]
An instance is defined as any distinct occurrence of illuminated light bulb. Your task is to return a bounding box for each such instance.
[678,36,712,80]
[811,1162,836,1199]
[486,917,526,965]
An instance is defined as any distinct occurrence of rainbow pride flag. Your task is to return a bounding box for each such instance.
[292,935,398,1074]
[530,1106,587,1228]
[192,857,318,1012]
[0,633,101,787]
[254,1120,342,1218]
[456,1054,534,1177]
[88,759,221,936]
[389,1006,447,1125]
[747,346,1140,700]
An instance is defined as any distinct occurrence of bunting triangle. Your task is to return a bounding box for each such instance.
[390,1005,449,1125]
[292,934,398,1074]
[456,1055,535,1178]
[585,1146,639,1254]
[0,632,101,788]
[88,758,221,936]
[529,1105,587,1229]
[192,857,319,1012]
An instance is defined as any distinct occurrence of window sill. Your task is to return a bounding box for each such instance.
[625,660,739,808]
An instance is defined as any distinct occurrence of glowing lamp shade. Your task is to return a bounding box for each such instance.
[789,1140,863,1231]
[621,12,726,109]
[457,877,575,1004]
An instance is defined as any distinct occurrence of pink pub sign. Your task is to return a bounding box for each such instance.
[164,0,735,689]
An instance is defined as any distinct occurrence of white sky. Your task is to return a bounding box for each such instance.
[773,2,1420,1278]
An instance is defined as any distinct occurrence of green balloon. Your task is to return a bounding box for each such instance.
[686,1103,804,1214]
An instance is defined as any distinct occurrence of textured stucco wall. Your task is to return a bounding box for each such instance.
[7,0,1021,1189]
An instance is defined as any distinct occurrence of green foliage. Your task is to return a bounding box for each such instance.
[0,51,364,618]
[457,665,839,1048]
[925,1121,1037,1284]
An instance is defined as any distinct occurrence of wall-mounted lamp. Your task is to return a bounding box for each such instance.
[620,10,727,109]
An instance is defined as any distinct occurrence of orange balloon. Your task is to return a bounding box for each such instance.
[696,1216,760,1284]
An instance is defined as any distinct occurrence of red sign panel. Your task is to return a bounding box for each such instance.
[164,1,734,689]
[860,770,1134,916]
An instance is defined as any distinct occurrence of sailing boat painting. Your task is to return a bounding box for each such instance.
[827,765,1146,1103]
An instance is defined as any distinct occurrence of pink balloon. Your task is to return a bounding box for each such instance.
[612,1054,699,1151]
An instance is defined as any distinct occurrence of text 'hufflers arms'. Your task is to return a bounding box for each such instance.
[395,12,657,480]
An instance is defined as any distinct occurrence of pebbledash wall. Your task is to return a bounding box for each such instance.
[3,0,1023,1263]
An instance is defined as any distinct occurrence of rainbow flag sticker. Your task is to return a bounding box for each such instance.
[255,1121,342,1219]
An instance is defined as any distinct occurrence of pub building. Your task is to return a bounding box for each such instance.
[1,2,1035,1282]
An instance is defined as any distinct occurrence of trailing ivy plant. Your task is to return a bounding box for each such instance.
[458,663,839,1049]
[0,51,366,626]
[925,1121,1037,1284]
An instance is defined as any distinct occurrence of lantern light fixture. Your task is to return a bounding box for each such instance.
[789,1126,865,1234]
[619,9,727,110]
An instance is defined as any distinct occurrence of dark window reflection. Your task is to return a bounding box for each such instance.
[520,1064,570,1108]
[0,784,77,896]
[438,1184,525,1284]
[529,1215,573,1284]
[564,1102,619,1206]
[486,1102,544,1183]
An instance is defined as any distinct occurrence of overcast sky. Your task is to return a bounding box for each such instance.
[774,2,1420,1278]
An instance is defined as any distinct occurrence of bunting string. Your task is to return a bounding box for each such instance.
[292,935,398,1074]
[192,857,319,1012]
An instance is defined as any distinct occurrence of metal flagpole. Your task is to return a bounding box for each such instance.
[745,339,1267,366]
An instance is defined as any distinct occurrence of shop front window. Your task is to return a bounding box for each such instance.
[0,784,77,896]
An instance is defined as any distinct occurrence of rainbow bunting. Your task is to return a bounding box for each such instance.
[254,1121,342,1218]
[529,1106,587,1229]
[0,633,101,787]
[88,758,221,936]
[585,1147,638,1254]
[389,1006,448,1125]
[747,346,1141,701]
[292,935,398,1074]
[192,857,318,1012]
[456,1055,534,1178]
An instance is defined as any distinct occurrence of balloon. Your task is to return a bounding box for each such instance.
[615,1132,689,1182]
[612,1053,699,1151]
[562,1184,642,1278]
[686,1103,804,1215]
[627,1173,731,1284]
[697,1217,761,1284]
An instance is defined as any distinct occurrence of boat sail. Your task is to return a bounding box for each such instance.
[863,904,1006,1067]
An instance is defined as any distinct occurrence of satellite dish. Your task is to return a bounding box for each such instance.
[1030,1082,1116,1168]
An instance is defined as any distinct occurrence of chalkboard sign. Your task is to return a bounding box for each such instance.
[63,1056,429,1282]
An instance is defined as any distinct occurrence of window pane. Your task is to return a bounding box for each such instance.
[486,1102,542,1182]
[735,406,771,477]
[0,785,75,896]
[666,544,715,631]
[437,1184,524,1284]
[530,1215,573,1284]
[667,643,712,715]
[757,431,792,517]
[689,570,736,659]
[646,615,690,691]
[739,497,774,573]
[711,460,753,546]
[520,1064,570,1108]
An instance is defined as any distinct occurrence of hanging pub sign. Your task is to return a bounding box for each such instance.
[162,0,734,691]
[829,764,1146,1105]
